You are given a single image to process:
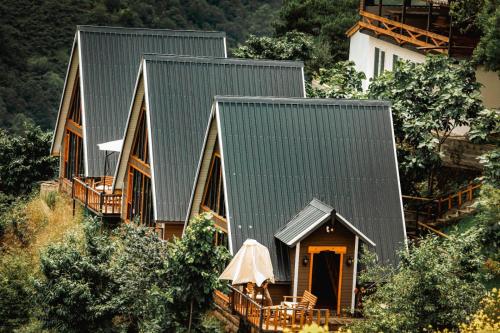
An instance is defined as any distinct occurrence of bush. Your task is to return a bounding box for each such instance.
[0,253,35,333]
[349,229,486,332]
[36,217,117,333]
[43,191,57,210]
[36,214,230,332]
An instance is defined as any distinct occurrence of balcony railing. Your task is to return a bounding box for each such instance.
[72,176,122,216]
[217,285,330,332]
[347,10,449,53]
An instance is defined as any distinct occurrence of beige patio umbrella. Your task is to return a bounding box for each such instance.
[220,239,275,286]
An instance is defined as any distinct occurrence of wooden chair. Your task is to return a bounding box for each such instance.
[283,290,318,310]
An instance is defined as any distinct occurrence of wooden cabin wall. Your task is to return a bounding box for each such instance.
[161,222,184,241]
[267,283,292,306]
[289,220,356,312]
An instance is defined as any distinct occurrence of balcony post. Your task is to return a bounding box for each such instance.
[100,192,104,214]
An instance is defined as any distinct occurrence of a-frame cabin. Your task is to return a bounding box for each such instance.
[187,96,406,313]
[50,26,226,217]
[113,55,306,239]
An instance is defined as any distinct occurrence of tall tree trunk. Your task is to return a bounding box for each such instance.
[188,299,194,333]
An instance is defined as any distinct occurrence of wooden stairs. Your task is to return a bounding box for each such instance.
[403,183,482,239]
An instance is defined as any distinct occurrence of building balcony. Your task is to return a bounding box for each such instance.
[72,176,122,216]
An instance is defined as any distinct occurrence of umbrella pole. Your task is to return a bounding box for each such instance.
[263,281,272,306]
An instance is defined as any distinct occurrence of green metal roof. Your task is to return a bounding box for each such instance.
[275,198,376,247]
[61,25,226,177]
[141,55,305,222]
[275,198,334,246]
[212,96,405,281]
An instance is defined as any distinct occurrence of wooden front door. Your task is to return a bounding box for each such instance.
[308,246,345,314]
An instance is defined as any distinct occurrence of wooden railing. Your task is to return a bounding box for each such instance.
[403,182,482,229]
[225,285,330,332]
[72,177,122,216]
[347,10,449,53]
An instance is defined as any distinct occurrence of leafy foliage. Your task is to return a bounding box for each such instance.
[35,214,228,332]
[479,149,500,187]
[350,229,486,332]
[469,108,500,144]
[142,213,230,332]
[0,0,281,132]
[306,61,366,99]
[0,122,57,195]
[369,55,485,195]
[274,0,358,63]
[472,0,500,74]
[474,185,500,264]
[36,217,117,333]
[0,252,35,333]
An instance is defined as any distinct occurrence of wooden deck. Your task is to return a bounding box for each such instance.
[72,176,122,216]
[347,10,449,53]
[214,287,351,332]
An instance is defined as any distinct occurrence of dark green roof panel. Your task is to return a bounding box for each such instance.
[275,198,334,246]
[79,26,226,177]
[143,55,305,222]
[215,97,405,281]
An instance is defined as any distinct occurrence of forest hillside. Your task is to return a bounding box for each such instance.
[0,0,281,132]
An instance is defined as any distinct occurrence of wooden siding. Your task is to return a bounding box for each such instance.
[52,44,80,156]
[289,218,355,313]
[190,117,219,221]
[115,76,145,191]
[161,222,184,241]
[267,283,291,306]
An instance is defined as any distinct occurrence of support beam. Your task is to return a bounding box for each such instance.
[293,241,301,300]
[351,236,359,313]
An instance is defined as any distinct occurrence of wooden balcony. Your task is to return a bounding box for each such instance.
[214,286,333,332]
[72,176,122,216]
[347,10,449,54]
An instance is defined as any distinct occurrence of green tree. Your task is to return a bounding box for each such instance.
[350,229,486,332]
[36,217,118,333]
[233,31,314,64]
[142,213,230,332]
[274,0,359,63]
[0,253,35,333]
[306,61,366,99]
[0,122,57,195]
[369,56,485,195]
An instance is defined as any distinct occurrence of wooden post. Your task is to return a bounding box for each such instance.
[99,192,104,214]
[378,0,383,17]
[258,306,264,332]
[85,185,89,209]
[402,0,408,24]
[426,2,432,42]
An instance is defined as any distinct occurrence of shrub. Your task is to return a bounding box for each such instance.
[36,217,118,333]
[141,213,230,332]
[43,191,57,210]
[0,253,35,333]
[349,228,486,332]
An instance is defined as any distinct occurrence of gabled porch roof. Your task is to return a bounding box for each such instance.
[275,198,376,247]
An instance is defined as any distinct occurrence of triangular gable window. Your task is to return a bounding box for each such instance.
[131,105,149,164]
[67,74,82,126]
[202,149,226,218]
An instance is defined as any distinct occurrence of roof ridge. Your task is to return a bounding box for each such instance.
[77,25,226,37]
[142,54,304,67]
[214,95,391,106]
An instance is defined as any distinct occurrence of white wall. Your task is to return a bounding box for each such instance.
[349,31,500,110]
[349,31,426,90]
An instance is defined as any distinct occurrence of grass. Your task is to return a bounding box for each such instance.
[1,191,83,269]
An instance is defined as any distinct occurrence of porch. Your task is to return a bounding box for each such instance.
[71,176,122,217]
[213,287,358,332]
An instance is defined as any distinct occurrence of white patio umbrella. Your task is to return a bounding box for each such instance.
[96,139,123,192]
[219,239,275,287]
